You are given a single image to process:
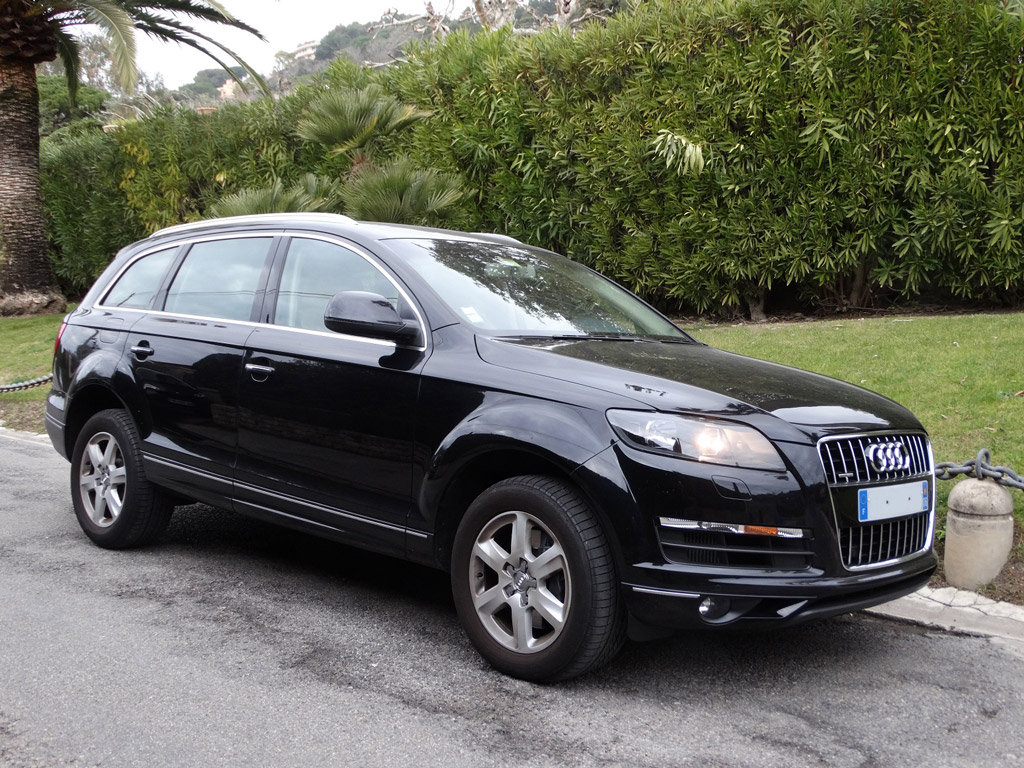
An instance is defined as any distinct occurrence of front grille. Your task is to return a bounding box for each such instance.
[657,526,814,569]
[819,433,930,486]
[839,511,931,568]
[818,431,934,570]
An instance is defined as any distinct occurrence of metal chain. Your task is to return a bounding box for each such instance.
[0,374,53,394]
[935,449,1024,492]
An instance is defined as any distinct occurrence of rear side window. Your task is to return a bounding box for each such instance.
[102,248,177,309]
[164,238,271,321]
[273,238,401,332]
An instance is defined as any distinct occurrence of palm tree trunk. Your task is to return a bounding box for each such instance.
[0,58,63,315]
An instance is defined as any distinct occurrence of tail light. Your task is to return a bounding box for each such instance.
[54,320,67,358]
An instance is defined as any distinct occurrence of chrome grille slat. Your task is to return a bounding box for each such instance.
[820,433,931,486]
[838,513,930,568]
[819,431,934,569]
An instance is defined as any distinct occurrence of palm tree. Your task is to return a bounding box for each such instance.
[340,157,464,226]
[211,174,343,218]
[215,83,465,225]
[0,0,266,315]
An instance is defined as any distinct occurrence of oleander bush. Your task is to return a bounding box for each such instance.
[40,91,338,292]
[40,128,143,291]
[40,0,1024,312]
[382,0,1024,315]
[39,62,459,293]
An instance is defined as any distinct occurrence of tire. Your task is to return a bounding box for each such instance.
[451,475,625,682]
[70,409,173,549]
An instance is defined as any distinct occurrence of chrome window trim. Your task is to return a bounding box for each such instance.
[273,231,428,352]
[816,430,936,572]
[98,232,276,310]
[96,230,429,352]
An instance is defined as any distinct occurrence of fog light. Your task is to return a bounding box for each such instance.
[698,596,731,621]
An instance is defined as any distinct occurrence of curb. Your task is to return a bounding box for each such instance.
[867,585,1024,657]
[0,424,51,446]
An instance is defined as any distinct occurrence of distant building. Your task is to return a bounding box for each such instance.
[218,78,241,101]
[292,41,318,61]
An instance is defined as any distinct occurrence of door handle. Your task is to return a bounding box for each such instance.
[130,344,155,359]
[245,363,275,381]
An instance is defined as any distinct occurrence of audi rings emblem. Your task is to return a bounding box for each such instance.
[864,441,911,473]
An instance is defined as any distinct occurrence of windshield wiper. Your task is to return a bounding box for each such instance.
[500,333,690,344]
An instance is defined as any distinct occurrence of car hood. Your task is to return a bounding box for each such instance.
[475,336,923,443]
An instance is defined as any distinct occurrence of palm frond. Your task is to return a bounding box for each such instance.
[79,1,137,91]
[211,176,343,218]
[340,157,465,225]
[28,1,268,95]
[122,0,263,37]
[129,10,269,95]
[53,28,82,104]
[298,85,430,155]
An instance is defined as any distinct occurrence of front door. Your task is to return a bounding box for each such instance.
[234,236,427,556]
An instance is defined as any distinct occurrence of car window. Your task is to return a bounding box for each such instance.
[102,247,177,309]
[163,238,271,321]
[273,238,401,332]
[385,239,689,340]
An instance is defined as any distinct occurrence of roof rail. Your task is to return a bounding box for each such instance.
[471,232,523,245]
[149,213,359,239]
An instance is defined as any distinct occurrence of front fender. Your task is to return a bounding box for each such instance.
[418,394,611,518]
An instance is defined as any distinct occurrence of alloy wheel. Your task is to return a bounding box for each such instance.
[78,431,127,527]
[468,510,571,653]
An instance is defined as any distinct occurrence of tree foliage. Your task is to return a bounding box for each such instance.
[0,0,269,311]
[40,65,463,291]
[382,0,1024,314]
[36,74,108,136]
[39,0,1024,314]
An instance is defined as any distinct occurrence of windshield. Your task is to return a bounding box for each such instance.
[384,238,691,341]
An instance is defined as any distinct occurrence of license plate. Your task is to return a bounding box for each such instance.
[857,481,929,523]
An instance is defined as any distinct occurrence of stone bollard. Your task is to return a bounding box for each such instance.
[944,478,1015,590]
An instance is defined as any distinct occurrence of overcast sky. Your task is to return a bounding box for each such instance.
[134,0,451,88]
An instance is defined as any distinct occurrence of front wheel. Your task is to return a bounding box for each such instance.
[71,409,172,549]
[451,475,625,681]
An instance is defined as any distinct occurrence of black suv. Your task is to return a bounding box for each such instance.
[47,213,936,681]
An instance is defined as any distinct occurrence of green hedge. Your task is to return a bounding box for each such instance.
[382,0,1024,314]
[41,0,1024,312]
[40,87,348,293]
[41,127,144,290]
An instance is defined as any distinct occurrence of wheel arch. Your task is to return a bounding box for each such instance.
[64,382,141,460]
[424,446,631,579]
[429,447,574,570]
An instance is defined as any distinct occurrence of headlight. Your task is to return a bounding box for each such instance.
[607,410,786,471]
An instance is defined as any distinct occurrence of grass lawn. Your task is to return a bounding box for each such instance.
[0,310,65,433]
[686,312,1024,486]
[686,311,1024,602]
[2,308,1021,599]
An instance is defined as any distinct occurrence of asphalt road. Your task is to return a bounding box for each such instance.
[2,431,1023,768]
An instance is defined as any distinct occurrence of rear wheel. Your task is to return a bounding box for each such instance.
[71,409,172,549]
[451,475,625,681]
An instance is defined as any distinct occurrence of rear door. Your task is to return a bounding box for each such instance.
[234,234,428,556]
[126,235,277,504]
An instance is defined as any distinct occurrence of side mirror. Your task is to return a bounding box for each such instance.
[323,291,421,345]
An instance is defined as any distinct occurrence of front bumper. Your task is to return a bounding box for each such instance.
[621,551,937,630]
[575,433,938,633]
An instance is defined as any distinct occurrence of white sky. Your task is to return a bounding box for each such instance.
[134,0,450,89]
